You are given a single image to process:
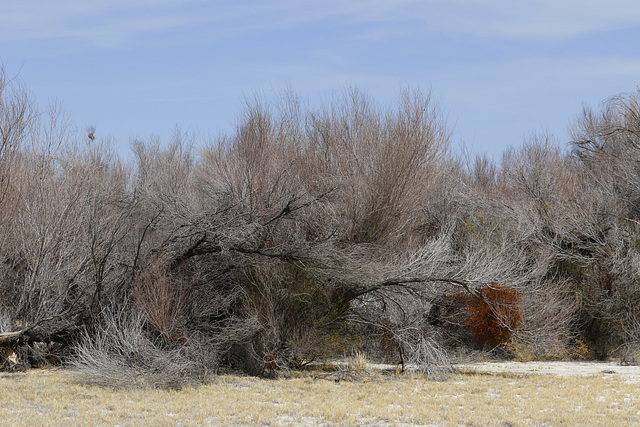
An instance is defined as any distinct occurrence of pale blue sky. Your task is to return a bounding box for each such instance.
[2,0,640,158]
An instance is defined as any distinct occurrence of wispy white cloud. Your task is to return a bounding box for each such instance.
[426,0,640,39]
[0,0,204,45]
[4,0,640,50]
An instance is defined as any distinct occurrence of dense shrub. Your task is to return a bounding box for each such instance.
[429,284,521,350]
[466,284,521,348]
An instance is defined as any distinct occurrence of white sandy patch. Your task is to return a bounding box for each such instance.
[453,360,640,381]
[356,360,640,382]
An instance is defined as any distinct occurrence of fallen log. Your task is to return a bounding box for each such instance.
[0,331,24,345]
[0,317,80,348]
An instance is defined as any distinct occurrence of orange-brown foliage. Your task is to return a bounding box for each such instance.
[466,284,521,348]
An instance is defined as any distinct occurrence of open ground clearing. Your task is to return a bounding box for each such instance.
[1,361,639,426]
[454,360,640,381]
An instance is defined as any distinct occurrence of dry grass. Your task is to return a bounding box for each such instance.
[1,367,639,426]
[345,350,370,373]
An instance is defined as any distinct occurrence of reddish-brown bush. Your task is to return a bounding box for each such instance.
[466,284,521,348]
[429,285,522,348]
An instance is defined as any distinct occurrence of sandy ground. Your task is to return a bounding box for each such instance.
[359,360,640,381]
[453,360,640,381]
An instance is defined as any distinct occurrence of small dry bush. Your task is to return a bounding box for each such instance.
[70,306,215,389]
[345,350,369,373]
[510,280,578,360]
[617,338,640,365]
[396,330,452,379]
[360,299,453,379]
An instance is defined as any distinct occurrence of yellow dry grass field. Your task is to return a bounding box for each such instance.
[1,365,639,426]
